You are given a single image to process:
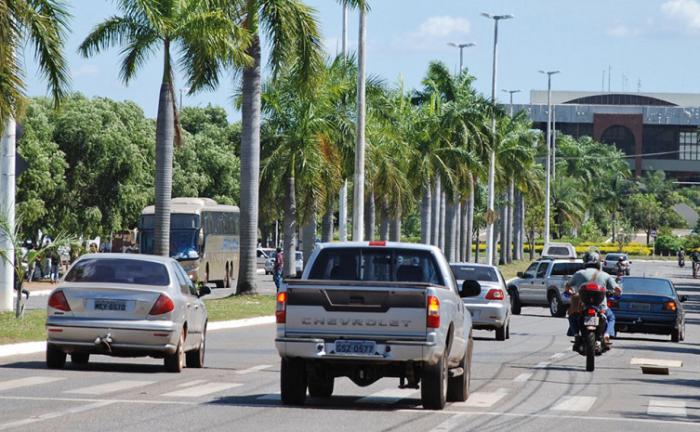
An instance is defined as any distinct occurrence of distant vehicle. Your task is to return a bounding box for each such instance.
[257,248,275,270]
[603,253,631,276]
[46,254,211,372]
[139,198,240,288]
[450,263,511,341]
[508,258,585,317]
[613,277,687,342]
[541,242,577,259]
[265,250,303,276]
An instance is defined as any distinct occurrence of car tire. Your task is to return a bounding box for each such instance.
[495,325,506,341]
[165,332,185,373]
[421,354,447,410]
[509,288,522,315]
[46,344,66,369]
[308,372,334,398]
[280,357,307,405]
[71,353,89,365]
[447,336,472,402]
[506,321,511,339]
[671,328,681,343]
[548,292,566,318]
[186,325,206,368]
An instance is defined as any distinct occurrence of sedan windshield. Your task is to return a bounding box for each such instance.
[65,258,170,286]
[450,265,498,282]
[621,278,674,297]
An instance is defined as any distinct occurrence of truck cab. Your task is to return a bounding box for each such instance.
[508,258,584,317]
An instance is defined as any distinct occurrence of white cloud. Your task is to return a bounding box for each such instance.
[74,64,99,78]
[392,16,471,52]
[662,0,700,31]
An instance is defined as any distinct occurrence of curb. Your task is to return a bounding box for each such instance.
[0,315,275,359]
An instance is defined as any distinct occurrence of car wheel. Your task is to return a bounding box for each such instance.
[505,321,511,339]
[280,357,307,405]
[224,264,231,288]
[671,328,681,343]
[447,336,471,402]
[548,292,566,318]
[186,325,206,368]
[421,354,447,410]
[495,324,506,341]
[46,344,66,369]
[71,353,89,365]
[509,288,522,315]
[165,332,185,373]
[308,371,334,398]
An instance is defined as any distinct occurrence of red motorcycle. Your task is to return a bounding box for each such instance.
[572,282,610,372]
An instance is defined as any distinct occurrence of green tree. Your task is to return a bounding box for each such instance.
[625,193,663,245]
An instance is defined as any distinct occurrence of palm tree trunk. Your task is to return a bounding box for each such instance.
[379,196,389,241]
[338,180,348,241]
[431,179,440,247]
[439,191,446,251]
[455,201,462,261]
[420,184,431,244]
[475,228,480,263]
[390,210,401,242]
[321,196,333,242]
[283,175,297,278]
[352,7,367,241]
[445,201,456,262]
[0,116,16,313]
[506,181,514,264]
[154,42,175,258]
[513,190,522,261]
[460,199,468,262]
[236,33,262,294]
[302,205,316,274]
[466,175,474,262]
[519,193,526,260]
[364,189,375,241]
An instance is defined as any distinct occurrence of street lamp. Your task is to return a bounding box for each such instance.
[539,70,560,245]
[502,89,521,116]
[482,12,513,266]
[447,42,476,73]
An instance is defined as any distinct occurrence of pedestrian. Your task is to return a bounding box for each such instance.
[49,249,60,284]
[273,248,284,290]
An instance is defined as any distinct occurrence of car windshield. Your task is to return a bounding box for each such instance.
[605,254,625,261]
[450,265,498,282]
[65,258,170,286]
[621,278,674,297]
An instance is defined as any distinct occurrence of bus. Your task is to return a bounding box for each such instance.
[139,198,240,288]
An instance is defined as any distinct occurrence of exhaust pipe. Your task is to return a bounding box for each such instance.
[94,333,113,353]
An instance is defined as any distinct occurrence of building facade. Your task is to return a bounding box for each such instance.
[516,91,700,181]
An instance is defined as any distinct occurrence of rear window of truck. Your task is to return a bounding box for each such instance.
[308,248,444,285]
[550,262,584,276]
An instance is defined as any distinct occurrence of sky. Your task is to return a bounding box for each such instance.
[22,0,700,120]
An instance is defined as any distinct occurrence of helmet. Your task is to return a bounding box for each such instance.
[583,251,601,268]
[618,256,625,262]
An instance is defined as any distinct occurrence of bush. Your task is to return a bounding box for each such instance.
[655,234,682,255]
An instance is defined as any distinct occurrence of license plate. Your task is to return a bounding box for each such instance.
[629,302,650,312]
[94,300,127,311]
[334,340,376,355]
[584,316,599,327]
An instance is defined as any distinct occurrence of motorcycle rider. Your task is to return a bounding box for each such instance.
[678,248,685,267]
[615,255,628,277]
[565,251,621,347]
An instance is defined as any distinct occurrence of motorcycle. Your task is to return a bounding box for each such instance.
[571,282,610,372]
[678,255,685,268]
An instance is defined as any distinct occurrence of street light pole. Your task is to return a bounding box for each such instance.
[447,42,476,73]
[539,70,559,245]
[482,12,513,266]
[502,89,521,116]
[338,1,349,242]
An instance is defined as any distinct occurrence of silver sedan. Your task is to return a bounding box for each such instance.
[451,263,511,341]
[46,253,210,372]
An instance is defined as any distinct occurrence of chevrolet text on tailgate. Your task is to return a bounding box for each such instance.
[274,241,480,410]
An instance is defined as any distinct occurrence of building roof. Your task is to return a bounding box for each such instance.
[530,91,700,107]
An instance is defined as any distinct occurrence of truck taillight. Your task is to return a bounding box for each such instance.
[48,290,71,312]
[427,295,440,328]
[485,289,504,300]
[276,292,287,324]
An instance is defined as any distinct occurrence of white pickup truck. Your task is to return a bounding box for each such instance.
[274,241,479,410]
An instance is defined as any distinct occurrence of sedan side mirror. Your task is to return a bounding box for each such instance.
[680,295,688,303]
[198,284,212,298]
[461,280,482,298]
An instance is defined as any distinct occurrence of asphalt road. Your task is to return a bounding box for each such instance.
[0,261,698,431]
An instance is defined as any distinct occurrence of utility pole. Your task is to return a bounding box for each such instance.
[447,42,476,73]
[0,117,16,312]
[482,12,513,266]
[352,5,366,241]
[540,70,559,246]
[338,1,349,242]
[608,65,612,92]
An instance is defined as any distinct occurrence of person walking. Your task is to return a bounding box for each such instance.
[49,249,60,284]
[273,248,284,290]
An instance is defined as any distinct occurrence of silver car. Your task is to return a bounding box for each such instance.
[265,250,303,276]
[46,253,210,372]
[450,263,511,341]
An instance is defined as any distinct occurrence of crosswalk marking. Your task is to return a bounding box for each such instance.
[235,364,272,375]
[177,380,208,388]
[0,377,65,392]
[162,382,242,397]
[65,380,155,395]
[551,396,597,412]
[512,373,532,383]
[647,399,687,417]
[357,388,419,404]
[456,388,509,408]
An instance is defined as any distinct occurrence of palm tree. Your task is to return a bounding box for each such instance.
[80,0,248,257]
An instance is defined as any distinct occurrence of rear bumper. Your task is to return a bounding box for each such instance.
[275,336,442,365]
[466,303,508,329]
[46,317,180,355]
[614,312,678,335]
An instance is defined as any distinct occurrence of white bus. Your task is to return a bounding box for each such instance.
[139,198,240,288]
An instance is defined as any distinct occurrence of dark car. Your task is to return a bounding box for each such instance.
[612,277,687,342]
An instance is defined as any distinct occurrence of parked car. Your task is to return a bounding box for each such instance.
[603,253,631,275]
[508,258,584,317]
[612,276,686,341]
[275,241,477,410]
[257,248,275,270]
[46,253,211,372]
[450,263,511,341]
[265,250,304,276]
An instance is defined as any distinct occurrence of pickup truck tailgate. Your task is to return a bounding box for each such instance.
[283,280,429,340]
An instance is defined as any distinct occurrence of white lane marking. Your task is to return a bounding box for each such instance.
[550,352,566,360]
[65,380,155,395]
[0,341,45,358]
[357,388,419,404]
[455,388,509,408]
[0,395,195,406]
[551,396,597,412]
[257,393,280,401]
[631,358,683,368]
[177,380,208,388]
[0,400,114,431]
[0,376,65,392]
[208,316,275,331]
[535,361,550,369]
[162,382,242,398]
[235,364,272,375]
[431,413,470,432]
[512,373,533,383]
[647,399,687,417]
